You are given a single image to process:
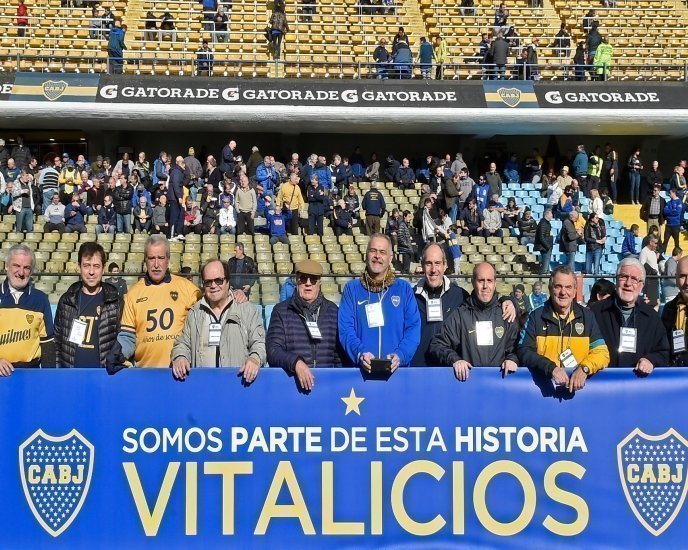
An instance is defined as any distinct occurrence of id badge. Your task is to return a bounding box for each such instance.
[365,302,385,328]
[427,298,443,322]
[559,348,578,370]
[68,319,88,346]
[306,321,322,340]
[208,323,222,347]
[618,327,637,354]
[673,330,686,354]
[476,321,493,346]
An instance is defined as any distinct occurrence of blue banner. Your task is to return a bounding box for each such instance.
[1,368,687,548]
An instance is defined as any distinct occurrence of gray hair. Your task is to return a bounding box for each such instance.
[6,244,36,273]
[145,234,170,259]
[366,233,393,255]
[616,257,645,282]
[421,242,447,263]
[548,265,577,291]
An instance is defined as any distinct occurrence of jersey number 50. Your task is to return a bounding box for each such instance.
[146,308,175,332]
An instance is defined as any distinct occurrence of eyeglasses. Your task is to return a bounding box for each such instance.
[297,274,320,284]
[202,277,226,288]
[617,273,643,285]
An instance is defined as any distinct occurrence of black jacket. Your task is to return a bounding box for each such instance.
[228,255,257,290]
[640,195,666,224]
[559,218,579,253]
[167,164,185,203]
[112,184,134,215]
[490,37,510,65]
[660,295,688,365]
[591,297,669,368]
[54,282,123,368]
[534,217,552,252]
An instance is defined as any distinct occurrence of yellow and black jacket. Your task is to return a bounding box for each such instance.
[517,300,609,376]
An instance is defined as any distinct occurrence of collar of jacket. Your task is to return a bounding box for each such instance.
[1,278,32,297]
[542,299,583,324]
[415,276,451,299]
[467,290,500,310]
[197,294,240,323]
[62,280,120,307]
[598,295,654,319]
[144,272,172,286]
[360,268,395,293]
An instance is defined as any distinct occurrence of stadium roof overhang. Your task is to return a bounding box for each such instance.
[2,76,688,136]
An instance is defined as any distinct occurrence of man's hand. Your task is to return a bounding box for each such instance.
[551,366,569,387]
[501,300,517,323]
[501,359,518,375]
[635,358,654,376]
[359,352,374,373]
[172,356,190,380]
[239,357,260,383]
[452,360,472,381]
[294,360,314,391]
[0,359,14,377]
[568,367,587,393]
[232,289,248,304]
[387,353,400,373]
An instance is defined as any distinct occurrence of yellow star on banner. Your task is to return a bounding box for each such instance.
[341,388,365,416]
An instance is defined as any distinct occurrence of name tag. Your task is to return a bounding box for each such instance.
[559,348,578,370]
[68,319,88,346]
[427,298,443,322]
[208,323,222,347]
[618,327,637,354]
[673,329,685,354]
[476,321,493,346]
[365,302,385,328]
[306,321,322,340]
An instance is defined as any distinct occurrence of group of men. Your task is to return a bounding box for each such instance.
[0,233,680,394]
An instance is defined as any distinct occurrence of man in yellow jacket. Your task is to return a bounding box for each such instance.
[276,172,305,236]
[433,36,447,80]
[593,36,613,81]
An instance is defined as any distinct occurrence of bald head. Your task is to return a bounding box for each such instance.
[176,156,184,166]
[472,262,497,304]
[677,256,688,301]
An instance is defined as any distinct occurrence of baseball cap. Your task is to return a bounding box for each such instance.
[295,259,322,277]
[62,152,69,158]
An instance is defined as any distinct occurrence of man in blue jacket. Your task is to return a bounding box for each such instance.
[662,187,683,253]
[338,234,420,371]
[107,21,126,74]
[621,224,639,258]
[307,174,328,236]
[266,204,289,245]
[362,181,387,235]
[255,157,279,194]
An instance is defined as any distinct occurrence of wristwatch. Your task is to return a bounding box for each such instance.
[580,365,590,375]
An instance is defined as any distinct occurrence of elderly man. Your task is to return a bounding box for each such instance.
[107,235,202,372]
[267,259,344,391]
[168,155,187,241]
[518,266,609,392]
[172,260,264,383]
[412,243,516,366]
[559,210,582,271]
[54,242,122,368]
[590,258,668,372]
[661,256,688,364]
[339,234,420,372]
[430,262,519,381]
[0,244,55,375]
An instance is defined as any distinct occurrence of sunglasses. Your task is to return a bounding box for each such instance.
[298,274,320,284]
[202,277,226,288]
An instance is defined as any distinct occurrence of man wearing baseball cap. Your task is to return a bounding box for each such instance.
[267,259,344,391]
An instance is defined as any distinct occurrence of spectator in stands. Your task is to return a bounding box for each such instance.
[133,195,152,234]
[626,147,643,205]
[373,38,391,80]
[0,244,55,375]
[332,200,353,238]
[10,137,29,170]
[433,36,447,79]
[586,20,602,66]
[206,156,222,190]
[583,9,596,33]
[431,261,519,380]
[58,160,78,203]
[172,259,264,382]
[459,197,483,237]
[213,5,228,43]
[307,174,327,236]
[219,140,236,176]
[441,172,460,223]
[472,174,490,211]
[54,242,123,368]
[418,37,433,79]
[391,39,413,79]
[493,3,509,35]
[661,256,688,363]
[518,266,609,392]
[276,173,304,235]
[265,204,288,245]
[600,143,619,203]
[455,167,474,211]
[554,23,570,60]
[663,247,682,302]
[560,210,582,271]
[167,156,186,240]
[182,196,202,235]
[663,187,683,253]
[101,6,115,35]
[300,0,316,20]
[0,139,8,171]
[362,181,387,235]
[670,165,686,199]
[44,193,66,233]
[646,160,663,196]
[64,194,88,234]
[525,37,539,80]
[96,195,116,234]
[152,151,168,187]
[143,10,157,41]
[16,0,28,38]
[364,153,380,182]
[640,235,661,306]
[502,153,519,184]
[535,208,553,274]
[572,42,586,81]
[196,40,214,77]
[267,259,342,389]
[113,174,133,233]
[593,36,613,81]
[591,258,669,370]
[339,234,420,371]
[0,181,12,215]
[485,162,503,198]
[482,200,503,238]
[640,184,665,236]
[478,33,492,79]
[159,11,176,41]
[419,197,438,246]
[584,212,605,275]
[460,0,475,16]
[518,207,537,245]
[246,146,263,179]
[621,224,640,259]
[394,158,415,189]
[526,281,547,312]
[12,170,35,233]
[267,4,289,59]
[235,173,257,235]
[114,152,134,179]
[217,196,236,235]
[199,181,219,234]
[256,156,279,195]
[105,262,127,296]
[228,243,257,300]
[107,21,126,75]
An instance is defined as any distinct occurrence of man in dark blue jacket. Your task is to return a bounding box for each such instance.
[662,187,683,253]
[362,182,387,235]
[267,259,344,391]
[107,22,126,74]
[168,156,186,241]
[307,174,327,236]
[219,140,236,175]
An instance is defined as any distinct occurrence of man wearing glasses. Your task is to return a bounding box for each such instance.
[267,259,343,391]
[338,234,420,373]
[518,265,609,392]
[591,258,669,372]
[171,259,265,383]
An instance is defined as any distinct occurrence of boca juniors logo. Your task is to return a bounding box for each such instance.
[617,428,688,536]
[19,429,94,537]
